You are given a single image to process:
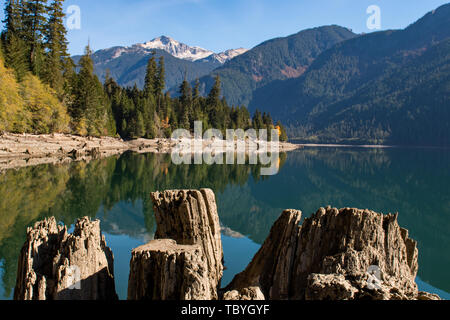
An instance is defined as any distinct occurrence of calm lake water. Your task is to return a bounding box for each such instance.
[0,147,449,300]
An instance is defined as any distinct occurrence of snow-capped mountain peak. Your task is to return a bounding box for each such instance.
[137,36,248,63]
[139,36,214,62]
[213,48,249,64]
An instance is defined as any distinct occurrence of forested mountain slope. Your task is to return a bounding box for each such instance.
[249,4,450,146]
[182,26,356,107]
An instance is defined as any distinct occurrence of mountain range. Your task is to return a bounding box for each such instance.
[249,3,450,145]
[187,25,357,107]
[77,3,450,146]
[138,36,248,63]
[72,36,248,90]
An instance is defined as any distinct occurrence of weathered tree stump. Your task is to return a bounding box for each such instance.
[224,209,302,300]
[14,217,117,300]
[225,207,437,300]
[128,240,213,300]
[128,189,223,300]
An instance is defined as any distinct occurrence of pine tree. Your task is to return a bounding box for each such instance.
[42,0,69,95]
[71,44,113,136]
[262,112,273,127]
[252,109,263,129]
[207,75,221,107]
[179,77,192,107]
[155,56,165,94]
[238,106,251,130]
[142,94,156,138]
[207,75,221,128]
[2,0,29,80]
[144,110,157,138]
[135,110,145,137]
[179,77,192,129]
[155,55,165,111]
[193,78,201,100]
[61,56,76,104]
[22,0,48,77]
[121,118,127,135]
[143,52,157,98]
[104,70,118,96]
[2,1,23,39]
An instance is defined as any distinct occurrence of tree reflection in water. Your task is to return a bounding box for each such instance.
[0,147,449,299]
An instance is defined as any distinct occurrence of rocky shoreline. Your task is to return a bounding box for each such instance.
[13,188,440,301]
[0,133,301,171]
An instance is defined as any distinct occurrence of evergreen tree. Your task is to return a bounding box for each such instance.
[2,0,29,80]
[42,0,69,95]
[220,97,231,131]
[179,77,192,129]
[22,0,48,77]
[276,120,288,142]
[135,110,145,137]
[121,118,127,134]
[143,95,157,138]
[207,75,221,107]
[252,109,263,129]
[191,78,204,125]
[155,55,165,111]
[2,1,21,35]
[61,56,76,104]
[104,70,118,96]
[240,106,251,130]
[71,44,114,136]
[143,52,157,98]
[144,110,157,138]
[193,78,200,100]
[207,75,222,128]
[155,56,165,94]
[179,77,192,107]
[262,112,273,127]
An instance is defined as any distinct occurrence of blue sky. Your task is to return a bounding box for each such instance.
[1,0,449,55]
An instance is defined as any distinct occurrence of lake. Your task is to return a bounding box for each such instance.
[0,147,449,300]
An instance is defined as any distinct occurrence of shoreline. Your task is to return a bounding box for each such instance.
[301,143,393,148]
[0,133,301,171]
[297,143,450,149]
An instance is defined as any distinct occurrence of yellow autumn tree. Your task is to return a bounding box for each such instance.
[0,54,25,132]
[20,74,70,133]
[0,51,70,134]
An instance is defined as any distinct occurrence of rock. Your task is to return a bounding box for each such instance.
[417,291,441,300]
[225,207,438,300]
[305,274,358,300]
[150,189,223,299]
[220,225,245,239]
[14,217,117,300]
[127,239,212,300]
[223,287,265,300]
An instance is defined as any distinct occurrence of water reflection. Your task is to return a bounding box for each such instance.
[0,148,449,299]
